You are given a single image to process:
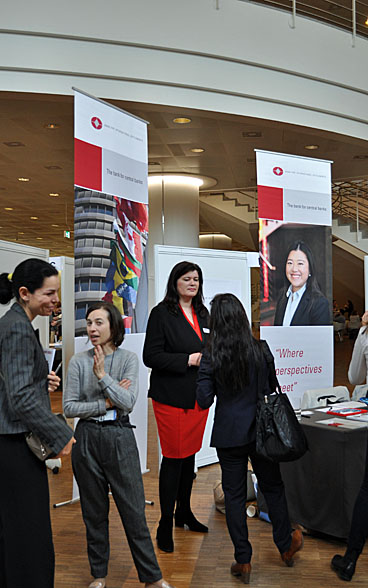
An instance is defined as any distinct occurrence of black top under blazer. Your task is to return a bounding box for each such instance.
[0,302,73,453]
[196,347,270,448]
[274,289,330,326]
[143,302,209,409]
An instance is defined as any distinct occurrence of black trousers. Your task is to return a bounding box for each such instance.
[217,441,292,564]
[347,437,368,557]
[0,434,54,588]
[72,420,161,583]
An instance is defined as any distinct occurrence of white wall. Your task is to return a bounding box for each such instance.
[1,0,368,140]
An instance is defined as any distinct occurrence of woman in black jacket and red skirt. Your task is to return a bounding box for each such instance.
[143,261,209,553]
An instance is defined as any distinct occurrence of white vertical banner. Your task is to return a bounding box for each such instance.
[256,150,333,406]
[72,89,150,498]
[74,88,148,202]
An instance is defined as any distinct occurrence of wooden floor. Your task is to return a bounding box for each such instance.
[49,337,368,587]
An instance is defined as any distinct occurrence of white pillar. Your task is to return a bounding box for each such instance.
[147,175,202,307]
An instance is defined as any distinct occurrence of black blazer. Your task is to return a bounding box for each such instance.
[196,349,270,448]
[274,289,330,326]
[143,302,209,409]
[0,302,73,453]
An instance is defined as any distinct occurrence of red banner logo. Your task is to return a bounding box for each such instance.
[273,166,283,176]
[91,117,103,130]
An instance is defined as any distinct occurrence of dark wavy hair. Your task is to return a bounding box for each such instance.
[86,301,125,347]
[207,293,262,394]
[0,258,58,305]
[162,261,207,317]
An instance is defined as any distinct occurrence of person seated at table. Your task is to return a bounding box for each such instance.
[348,310,361,340]
[197,293,303,585]
[334,311,346,325]
[331,309,368,582]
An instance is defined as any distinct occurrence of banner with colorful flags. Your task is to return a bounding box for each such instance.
[74,88,149,337]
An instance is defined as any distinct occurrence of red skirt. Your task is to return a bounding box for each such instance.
[152,399,209,459]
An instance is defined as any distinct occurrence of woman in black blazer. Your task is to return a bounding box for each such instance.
[273,240,330,326]
[197,294,303,584]
[143,261,209,553]
[0,259,74,588]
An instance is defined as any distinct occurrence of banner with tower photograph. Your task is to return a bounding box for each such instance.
[74,89,149,336]
[256,149,333,407]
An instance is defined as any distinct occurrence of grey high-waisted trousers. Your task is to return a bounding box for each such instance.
[72,419,161,583]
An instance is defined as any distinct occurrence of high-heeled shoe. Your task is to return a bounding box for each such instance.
[156,520,174,553]
[174,510,208,532]
[331,554,356,582]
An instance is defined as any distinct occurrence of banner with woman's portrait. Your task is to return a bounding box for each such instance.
[256,150,333,406]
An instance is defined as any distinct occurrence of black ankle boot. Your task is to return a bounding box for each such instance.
[331,554,356,582]
[156,519,174,553]
[174,509,208,533]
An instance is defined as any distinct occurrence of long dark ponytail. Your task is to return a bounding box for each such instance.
[207,293,262,394]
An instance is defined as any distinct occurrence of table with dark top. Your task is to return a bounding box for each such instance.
[280,410,368,538]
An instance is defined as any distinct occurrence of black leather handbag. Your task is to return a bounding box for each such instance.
[256,341,308,463]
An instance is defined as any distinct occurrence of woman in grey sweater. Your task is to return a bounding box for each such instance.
[63,301,173,588]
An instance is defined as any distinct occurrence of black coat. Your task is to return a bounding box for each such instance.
[196,348,270,448]
[143,302,209,409]
[274,289,330,326]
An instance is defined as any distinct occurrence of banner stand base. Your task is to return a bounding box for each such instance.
[53,495,154,508]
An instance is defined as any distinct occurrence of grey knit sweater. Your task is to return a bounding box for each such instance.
[63,347,138,419]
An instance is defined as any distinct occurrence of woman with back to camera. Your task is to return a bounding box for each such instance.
[63,301,173,588]
[0,258,75,588]
[143,261,209,553]
[197,293,303,584]
[274,240,330,326]
[331,309,368,582]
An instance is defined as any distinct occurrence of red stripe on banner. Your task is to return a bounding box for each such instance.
[258,185,283,221]
[74,138,102,191]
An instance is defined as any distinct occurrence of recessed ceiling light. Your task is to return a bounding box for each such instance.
[3,141,25,147]
[49,192,60,197]
[148,161,160,166]
[173,117,192,124]
[190,147,205,153]
[18,177,30,182]
[36,237,43,240]
[304,145,319,150]
[4,207,13,211]
[30,216,38,220]
[242,131,262,138]
[45,165,62,170]
[44,123,60,129]
[52,224,59,227]
[18,231,25,235]
[365,17,368,25]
